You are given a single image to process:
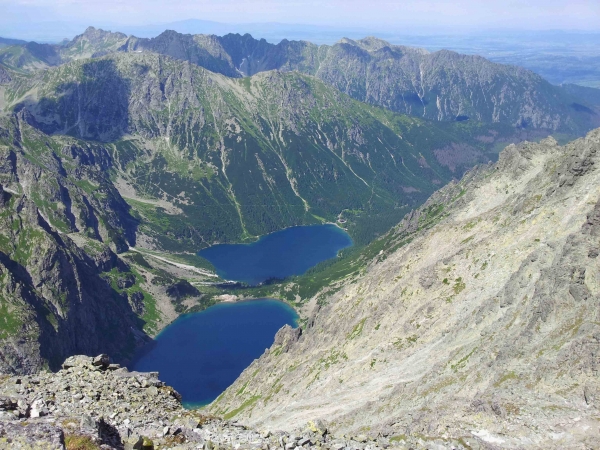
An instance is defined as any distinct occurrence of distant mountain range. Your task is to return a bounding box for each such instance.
[2,27,599,135]
[0,19,372,44]
[2,21,600,88]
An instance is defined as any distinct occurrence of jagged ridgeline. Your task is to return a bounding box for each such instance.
[3,27,599,134]
[4,52,525,247]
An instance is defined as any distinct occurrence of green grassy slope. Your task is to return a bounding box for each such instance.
[4,53,541,247]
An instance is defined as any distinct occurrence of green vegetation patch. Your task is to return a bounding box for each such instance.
[348,318,367,340]
[0,303,22,339]
[64,434,101,450]
[319,349,349,370]
[223,395,261,420]
[450,347,477,372]
[494,371,518,387]
[453,277,466,294]
[235,381,249,396]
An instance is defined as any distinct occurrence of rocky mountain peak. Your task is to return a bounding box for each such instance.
[79,26,127,42]
[339,36,429,56]
[353,36,393,51]
[153,29,191,41]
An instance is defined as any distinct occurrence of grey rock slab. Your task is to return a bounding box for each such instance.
[0,421,65,449]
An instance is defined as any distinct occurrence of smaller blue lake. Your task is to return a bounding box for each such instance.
[199,224,353,285]
[131,299,298,407]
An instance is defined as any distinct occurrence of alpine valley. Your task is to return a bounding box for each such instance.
[0,25,598,449]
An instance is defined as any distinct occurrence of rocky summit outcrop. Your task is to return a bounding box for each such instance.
[210,130,600,449]
[0,354,393,449]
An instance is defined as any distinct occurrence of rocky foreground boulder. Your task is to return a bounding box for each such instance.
[0,354,407,450]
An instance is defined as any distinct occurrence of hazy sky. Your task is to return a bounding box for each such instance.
[1,0,599,31]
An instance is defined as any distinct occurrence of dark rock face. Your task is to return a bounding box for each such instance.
[0,66,11,84]
[116,273,136,289]
[128,291,146,316]
[0,117,147,374]
[273,324,302,354]
[0,185,6,207]
[166,280,200,300]
[30,58,131,142]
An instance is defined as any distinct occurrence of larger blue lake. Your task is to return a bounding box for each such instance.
[199,224,353,285]
[131,299,298,407]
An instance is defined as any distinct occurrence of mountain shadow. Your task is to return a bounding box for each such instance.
[16,59,130,142]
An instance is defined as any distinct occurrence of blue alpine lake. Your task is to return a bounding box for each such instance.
[199,224,353,285]
[131,224,351,406]
[131,299,298,407]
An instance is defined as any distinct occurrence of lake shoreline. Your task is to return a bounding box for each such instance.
[198,221,351,248]
[198,224,353,285]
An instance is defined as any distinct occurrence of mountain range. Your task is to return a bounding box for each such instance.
[2,27,600,134]
[0,25,598,370]
[0,24,598,448]
[0,45,534,373]
[5,49,548,249]
[1,22,599,89]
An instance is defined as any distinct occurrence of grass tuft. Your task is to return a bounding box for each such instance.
[64,434,101,450]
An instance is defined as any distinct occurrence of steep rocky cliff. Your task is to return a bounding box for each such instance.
[0,116,149,373]
[0,115,215,374]
[209,130,600,449]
